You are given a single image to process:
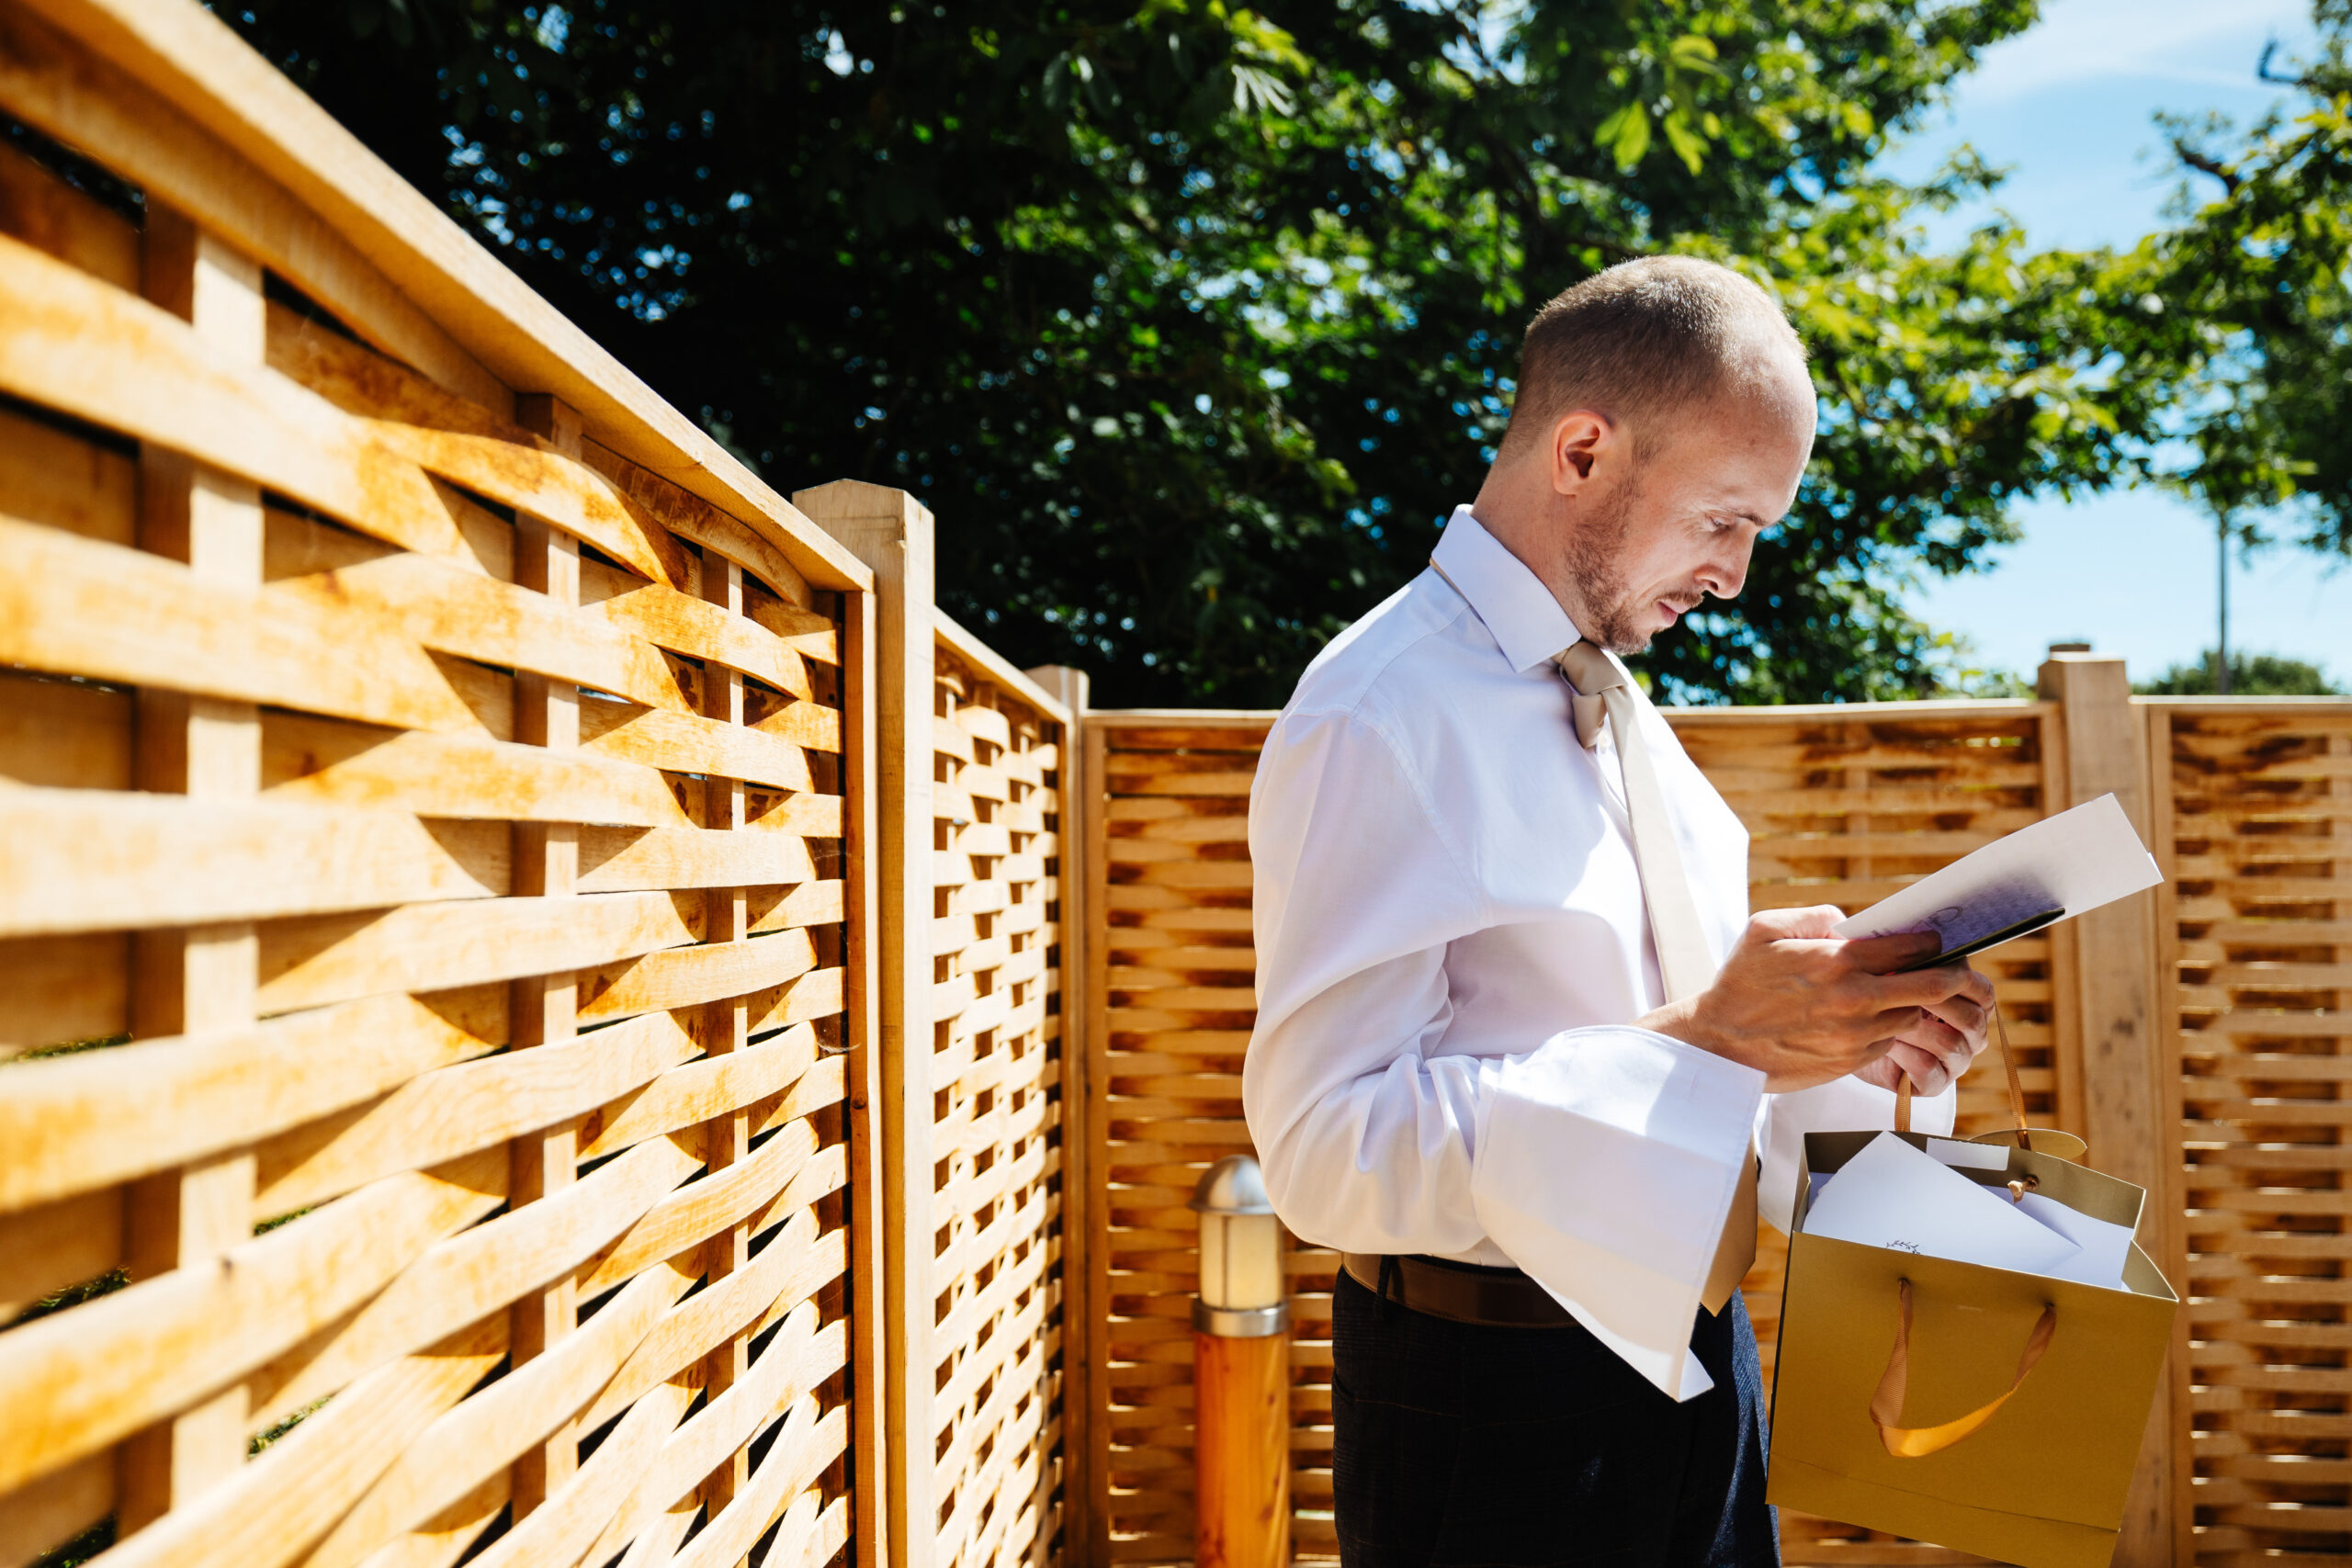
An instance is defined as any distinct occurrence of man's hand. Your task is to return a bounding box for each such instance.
[1637,905,1995,1094]
[1848,982,1991,1099]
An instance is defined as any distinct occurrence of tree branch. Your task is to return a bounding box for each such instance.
[2175,142,2241,195]
[2256,39,2314,89]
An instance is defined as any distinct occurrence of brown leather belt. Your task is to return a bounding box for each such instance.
[1340,1252,1577,1329]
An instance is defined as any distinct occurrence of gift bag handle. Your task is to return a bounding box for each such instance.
[1870,1279,2057,1458]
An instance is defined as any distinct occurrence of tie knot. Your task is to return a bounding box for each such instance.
[1554,639,1623,696]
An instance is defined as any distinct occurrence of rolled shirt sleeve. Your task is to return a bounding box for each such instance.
[1244,708,1764,1401]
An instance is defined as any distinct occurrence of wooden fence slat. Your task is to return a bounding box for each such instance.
[2036,655,2176,1566]
[0,515,483,734]
[0,988,500,1212]
[0,787,510,935]
[0,233,469,556]
[112,205,269,1538]
[254,893,696,1014]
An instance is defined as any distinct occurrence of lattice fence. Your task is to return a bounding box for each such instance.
[0,4,876,1566]
[923,621,1071,1568]
[2151,700,2352,1566]
[1080,702,2080,1567]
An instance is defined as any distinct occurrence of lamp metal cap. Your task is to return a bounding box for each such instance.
[1189,1154,1274,1216]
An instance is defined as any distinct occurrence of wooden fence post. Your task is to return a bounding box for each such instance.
[797,481,937,1568]
[2139,699,2197,1568]
[117,201,265,1539]
[507,390,587,1527]
[1024,665,1092,1566]
[842,586,893,1568]
[2037,651,2176,1566]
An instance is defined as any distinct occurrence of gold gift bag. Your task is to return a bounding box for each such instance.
[1766,1057,2178,1568]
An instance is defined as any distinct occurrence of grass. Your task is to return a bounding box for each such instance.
[33,1518,113,1568]
[8,1267,127,1329]
[10,1032,131,1063]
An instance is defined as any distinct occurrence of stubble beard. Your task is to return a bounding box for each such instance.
[1561,476,1650,654]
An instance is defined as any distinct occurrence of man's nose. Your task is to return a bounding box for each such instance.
[1702,540,1752,599]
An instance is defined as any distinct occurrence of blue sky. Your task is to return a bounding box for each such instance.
[1865,0,2350,686]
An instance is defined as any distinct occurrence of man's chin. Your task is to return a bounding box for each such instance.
[1608,604,1695,654]
[1594,615,1655,656]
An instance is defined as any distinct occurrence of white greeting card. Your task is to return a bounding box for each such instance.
[1832,793,2161,964]
[2018,1192,2135,1292]
[1802,1133,2082,1278]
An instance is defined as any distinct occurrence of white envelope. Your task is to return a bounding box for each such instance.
[2018,1191,2134,1292]
[1801,1133,2082,1278]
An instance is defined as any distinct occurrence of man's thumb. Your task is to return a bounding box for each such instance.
[1842,928,1945,972]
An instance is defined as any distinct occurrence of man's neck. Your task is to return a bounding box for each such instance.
[1469,467,1598,638]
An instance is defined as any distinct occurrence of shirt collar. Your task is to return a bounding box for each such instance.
[1430,505,1586,673]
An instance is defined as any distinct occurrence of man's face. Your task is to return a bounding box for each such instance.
[1548,374,1815,654]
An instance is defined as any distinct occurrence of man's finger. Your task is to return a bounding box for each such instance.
[1859,964,1996,1010]
[1881,1040,1947,1096]
[1919,1026,1973,1077]
[1904,1054,1948,1097]
[1870,1004,1929,1042]
[1897,1013,1968,1056]
[1938,964,1994,1010]
[1920,994,1986,1038]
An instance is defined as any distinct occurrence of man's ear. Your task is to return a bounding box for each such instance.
[1547,409,1614,496]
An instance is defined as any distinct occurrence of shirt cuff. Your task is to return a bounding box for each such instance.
[1469,1026,1764,1402]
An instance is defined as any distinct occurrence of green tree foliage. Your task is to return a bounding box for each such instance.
[2137,651,2345,696]
[2135,6,2352,559]
[219,0,2160,705]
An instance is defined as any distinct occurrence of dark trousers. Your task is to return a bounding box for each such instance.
[1331,1267,1776,1568]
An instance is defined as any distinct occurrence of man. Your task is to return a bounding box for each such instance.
[1242,256,1995,1566]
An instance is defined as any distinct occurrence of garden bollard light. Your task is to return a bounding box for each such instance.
[1191,1155,1291,1568]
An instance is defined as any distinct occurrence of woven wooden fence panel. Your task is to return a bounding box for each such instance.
[0,18,862,1567]
[1084,702,2069,1567]
[1086,717,1274,1566]
[925,625,1069,1568]
[2151,701,2352,1566]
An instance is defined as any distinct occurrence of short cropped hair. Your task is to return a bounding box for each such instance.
[1498,255,1807,459]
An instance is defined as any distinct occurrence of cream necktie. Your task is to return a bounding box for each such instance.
[1555,639,1757,1315]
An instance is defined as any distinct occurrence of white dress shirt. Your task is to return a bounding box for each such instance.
[1243,507,1954,1401]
